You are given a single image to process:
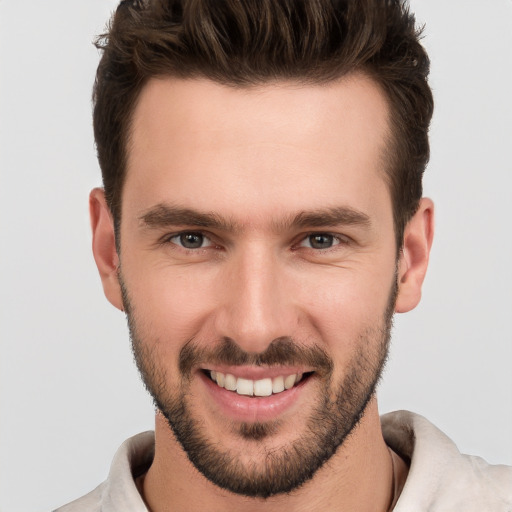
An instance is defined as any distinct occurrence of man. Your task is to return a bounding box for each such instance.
[56,0,512,510]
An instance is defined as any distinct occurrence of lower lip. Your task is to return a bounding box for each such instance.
[200,372,309,422]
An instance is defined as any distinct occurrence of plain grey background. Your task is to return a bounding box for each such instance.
[1,1,511,510]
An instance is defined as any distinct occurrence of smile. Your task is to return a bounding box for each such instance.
[208,370,308,397]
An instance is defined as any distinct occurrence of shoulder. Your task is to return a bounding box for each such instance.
[53,431,154,512]
[53,483,105,512]
[381,410,512,511]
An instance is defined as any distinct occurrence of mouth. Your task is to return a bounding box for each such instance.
[204,369,314,397]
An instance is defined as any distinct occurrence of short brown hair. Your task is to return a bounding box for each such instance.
[93,0,433,247]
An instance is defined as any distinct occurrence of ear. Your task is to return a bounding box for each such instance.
[395,198,434,313]
[90,188,124,311]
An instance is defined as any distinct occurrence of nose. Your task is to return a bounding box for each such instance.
[214,244,298,354]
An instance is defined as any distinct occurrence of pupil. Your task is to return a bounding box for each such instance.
[181,233,203,248]
[310,234,333,249]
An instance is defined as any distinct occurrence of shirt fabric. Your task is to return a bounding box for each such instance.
[54,410,512,511]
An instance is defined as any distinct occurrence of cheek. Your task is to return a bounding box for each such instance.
[126,265,220,350]
[294,266,394,350]
[123,245,397,361]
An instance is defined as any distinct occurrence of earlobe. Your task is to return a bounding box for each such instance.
[395,198,434,313]
[90,188,124,311]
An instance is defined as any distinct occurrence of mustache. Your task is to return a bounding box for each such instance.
[179,336,333,378]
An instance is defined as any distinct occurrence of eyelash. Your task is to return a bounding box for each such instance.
[160,230,350,252]
[161,231,215,251]
[297,232,349,250]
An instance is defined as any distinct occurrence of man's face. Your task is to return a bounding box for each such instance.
[118,75,398,497]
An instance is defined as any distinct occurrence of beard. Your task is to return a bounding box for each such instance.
[121,278,396,499]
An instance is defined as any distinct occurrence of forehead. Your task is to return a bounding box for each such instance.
[124,75,392,225]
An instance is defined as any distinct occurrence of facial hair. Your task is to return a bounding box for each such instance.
[121,277,396,499]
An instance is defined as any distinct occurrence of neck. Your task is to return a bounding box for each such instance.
[141,397,395,512]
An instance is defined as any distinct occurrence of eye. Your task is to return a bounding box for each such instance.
[300,233,340,250]
[169,232,212,249]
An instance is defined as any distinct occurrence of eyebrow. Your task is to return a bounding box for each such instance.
[139,204,238,231]
[138,204,371,232]
[281,207,371,230]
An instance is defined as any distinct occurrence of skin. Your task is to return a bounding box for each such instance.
[91,74,434,511]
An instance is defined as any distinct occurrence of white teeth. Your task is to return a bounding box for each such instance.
[272,375,285,393]
[209,371,306,396]
[224,373,237,391]
[253,378,273,397]
[236,378,254,396]
[216,372,225,387]
[284,374,297,389]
